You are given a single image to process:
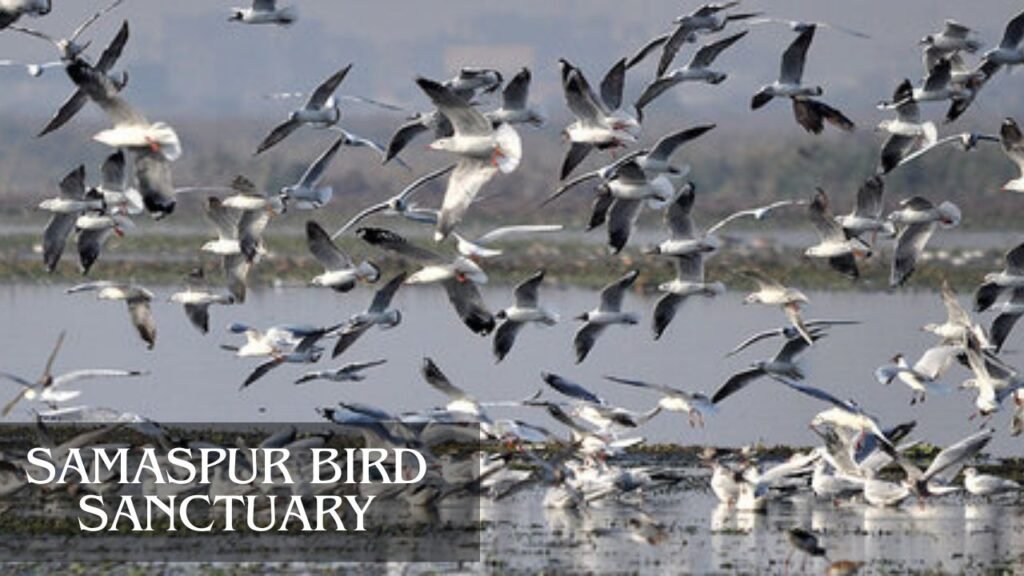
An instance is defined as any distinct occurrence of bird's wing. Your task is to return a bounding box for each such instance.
[599,58,627,111]
[922,58,952,93]
[598,269,640,312]
[771,376,855,412]
[0,371,34,388]
[543,372,603,404]
[43,214,76,272]
[513,270,545,308]
[299,136,344,187]
[356,227,442,262]
[501,67,531,110]
[205,197,240,239]
[1001,118,1024,170]
[607,198,643,254]
[134,149,176,218]
[999,10,1024,50]
[725,327,784,357]
[689,30,747,69]
[657,21,699,77]
[922,428,994,483]
[384,118,430,164]
[563,69,605,122]
[436,159,498,241]
[69,0,124,43]
[100,150,126,191]
[647,124,716,163]
[705,200,802,236]
[442,278,495,335]
[605,375,688,398]
[652,292,683,341]
[635,76,681,112]
[95,20,130,73]
[626,33,670,69]
[332,324,370,358]
[573,322,606,364]
[739,268,784,292]
[808,188,845,242]
[52,368,143,388]
[559,142,594,181]
[891,221,936,287]
[1005,241,1024,275]
[255,118,302,155]
[224,253,251,304]
[475,224,563,246]
[66,60,143,127]
[853,176,884,219]
[492,320,524,363]
[711,367,766,404]
[58,165,87,199]
[416,77,491,136]
[241,359,284,390]
[183,303,211,334]
[38,90,89,138]
[779,25,815,84]
[306,64,352,109]
[912,344,960,380]
[664,186,696,240]
[940,280,971,326]
[306,220,352,270]
[420,357,468,400]
[369,271,408,312]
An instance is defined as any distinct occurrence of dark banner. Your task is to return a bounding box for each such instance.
[0,422,481,562]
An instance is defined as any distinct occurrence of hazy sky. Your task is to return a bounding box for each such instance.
[1,0,1023,125]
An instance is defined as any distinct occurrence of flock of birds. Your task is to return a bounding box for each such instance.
[5,0,1024,569]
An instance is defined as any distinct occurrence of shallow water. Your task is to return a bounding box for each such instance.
[479,482,1024,573]
[0,283,1020,456]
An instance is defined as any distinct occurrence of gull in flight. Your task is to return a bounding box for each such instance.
[39,165,102,272]
[833,176,894,246]
[750,26,855,135]
[875,345,959,404]
[416,76,522,241]
[493,270,559,363]
[605,376,715,428]
[485,67,545,127]
[648,188,724,339]
[229,0,297,25]
[558,59,639,180]
[804,188,867,280]
[254,64,353,155]
[726,319,859,358]
[545,124,715,208]
[169,268,235,335]
[8,0,123,63]
[357,227,495,335]
[711,330,823,405]
[573,269,640,363]
[0,332,145,416]
[973,241,1024,352]
[294,360,387,385]
[740,269,813,344]
[305,221,379,292]
[332,164,453,239]
[887,196,961,287]
[66,59,181,162]
[634,31,747,117]
[66,281,157,350]
[331,272,406,358]
[36,20,128,137]
[876,79,937,175]
[981,10,1024,69]
[279,136,343,210]
[921,20,982,56]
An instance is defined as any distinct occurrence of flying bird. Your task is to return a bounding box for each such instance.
[750,26,855,135]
